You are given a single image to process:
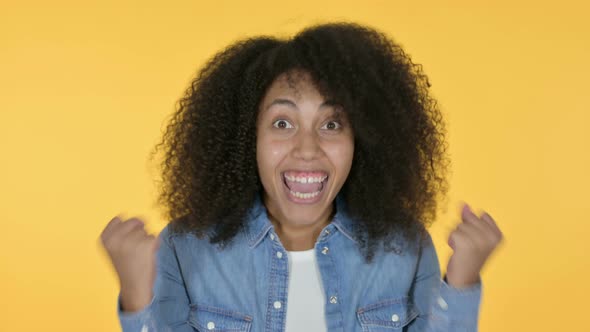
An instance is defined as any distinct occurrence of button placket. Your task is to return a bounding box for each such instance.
[267,237,288,328]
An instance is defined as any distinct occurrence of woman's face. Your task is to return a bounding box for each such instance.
[256,70,354,230]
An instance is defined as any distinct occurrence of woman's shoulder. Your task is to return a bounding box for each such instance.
[158,219,252,253]
[158,220,211,247]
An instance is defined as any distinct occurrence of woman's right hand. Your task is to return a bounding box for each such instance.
[99,215,161,312]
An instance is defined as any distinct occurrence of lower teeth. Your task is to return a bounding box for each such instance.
[290,190,321,199]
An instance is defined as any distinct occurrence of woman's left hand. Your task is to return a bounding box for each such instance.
[444,203,504,288]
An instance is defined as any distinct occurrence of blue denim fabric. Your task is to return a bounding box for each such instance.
[117,194,482,332]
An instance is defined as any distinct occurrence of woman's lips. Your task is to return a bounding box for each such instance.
[281,172,329,203]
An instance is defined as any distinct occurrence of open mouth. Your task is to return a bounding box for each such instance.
[281,172,329,202]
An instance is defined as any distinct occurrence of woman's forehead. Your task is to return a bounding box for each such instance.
[267,71,316,97]
[262,72,343,109]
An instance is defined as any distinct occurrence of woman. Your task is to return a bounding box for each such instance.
[100,22,503,332]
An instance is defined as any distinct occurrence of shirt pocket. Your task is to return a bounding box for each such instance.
[188,303,253,332]
[356,296,418,331]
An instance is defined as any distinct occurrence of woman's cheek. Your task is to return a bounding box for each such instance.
[269,139,290,158]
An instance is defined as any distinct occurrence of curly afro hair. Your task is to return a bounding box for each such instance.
[148,21,450,262]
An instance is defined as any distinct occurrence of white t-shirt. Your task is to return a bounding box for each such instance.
[284,248,327,332]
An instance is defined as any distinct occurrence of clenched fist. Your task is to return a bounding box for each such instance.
[99,215,161,312]
[445,203,504,288]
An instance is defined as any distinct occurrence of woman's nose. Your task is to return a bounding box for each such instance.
[292,130,322,161]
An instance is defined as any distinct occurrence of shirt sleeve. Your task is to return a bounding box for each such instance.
[407,230,483,332]
[117,226,195,332]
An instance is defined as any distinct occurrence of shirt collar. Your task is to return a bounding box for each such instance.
[245,192,361,248]
[244,192,274,248]
[331,194,362,244]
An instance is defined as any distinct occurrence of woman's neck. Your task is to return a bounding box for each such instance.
[272,220,324,251]
[266,204,336,251]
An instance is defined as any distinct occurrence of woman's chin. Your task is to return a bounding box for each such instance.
[276,197,334,227]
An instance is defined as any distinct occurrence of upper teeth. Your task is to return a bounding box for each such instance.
[284,174,328,184]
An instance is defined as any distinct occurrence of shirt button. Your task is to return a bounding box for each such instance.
[329,296,338,304]
[276,251,283,259]
[321,247,329,255]
[207,321,215,330]
[274,301,282,309]
[391,314,399,322]
[270,234,275,240]
[140,325,148,332]
[437,296,448,310]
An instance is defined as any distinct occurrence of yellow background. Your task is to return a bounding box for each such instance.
[1,0,588,331]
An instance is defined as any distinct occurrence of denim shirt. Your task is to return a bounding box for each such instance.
[117,194,482,332]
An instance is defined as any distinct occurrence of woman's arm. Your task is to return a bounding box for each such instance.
[117,226,194,332]
[409,203,503,331]
[407,231,482,332]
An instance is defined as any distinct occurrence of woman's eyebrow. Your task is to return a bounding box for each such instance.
[265,98,341,112]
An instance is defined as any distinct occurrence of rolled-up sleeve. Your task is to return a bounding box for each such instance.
[116,226,194,332]
[408,231,483,332]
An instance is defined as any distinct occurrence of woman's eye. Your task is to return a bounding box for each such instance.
[272,119,294,129]
[321,121,341,130]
